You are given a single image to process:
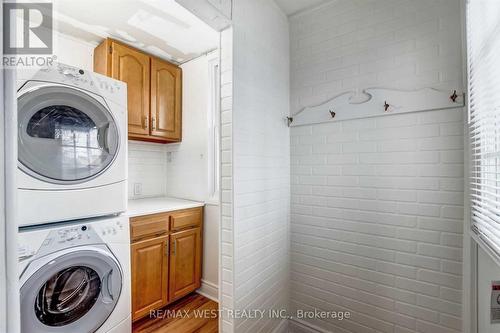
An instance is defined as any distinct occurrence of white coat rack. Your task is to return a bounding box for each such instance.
[287,88,465,127]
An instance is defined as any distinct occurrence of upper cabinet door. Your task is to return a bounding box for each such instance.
[111,42,150,137]
[151,58,182,141]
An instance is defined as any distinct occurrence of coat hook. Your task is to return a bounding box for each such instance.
[384,101,390,112]
[286,116,293,126]
[450,90,458,102]
[329,109,336,118]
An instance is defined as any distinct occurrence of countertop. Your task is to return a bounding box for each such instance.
[127,196,205,217]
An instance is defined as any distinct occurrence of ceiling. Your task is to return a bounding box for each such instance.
[51,0,219,63]
[274,0,333,16]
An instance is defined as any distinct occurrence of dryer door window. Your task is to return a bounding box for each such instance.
[17,85,119,184]
[20,249,122,333]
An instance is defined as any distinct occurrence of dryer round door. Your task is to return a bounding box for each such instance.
[17,84,120,185]
[20,248,122,333]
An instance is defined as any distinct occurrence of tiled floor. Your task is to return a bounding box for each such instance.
[132,293,218,333]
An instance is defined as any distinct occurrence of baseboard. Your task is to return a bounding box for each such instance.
[196,280,219,302]
[272,319,289,333]
[288,318,330,333]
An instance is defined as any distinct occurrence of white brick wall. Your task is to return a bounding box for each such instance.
[232,0,290,332]
[289,1,464,332]
[290,0,464,115]
[290,110,464,333]
[220,27,235,333]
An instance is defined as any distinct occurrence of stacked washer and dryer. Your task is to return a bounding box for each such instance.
[16,64,131,333]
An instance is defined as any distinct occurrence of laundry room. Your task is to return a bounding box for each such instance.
[6,1,496,333]
[14,1,229,332]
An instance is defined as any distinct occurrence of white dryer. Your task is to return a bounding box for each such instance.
[18,215,131,333]
[17,63,127,226]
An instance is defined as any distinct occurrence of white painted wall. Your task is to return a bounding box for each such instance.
[201,204,220,300]
[289,1,464,333]
[53,32,95,71]
[167,54,212,202]
[0,4,6,324]
[231,0,290,332]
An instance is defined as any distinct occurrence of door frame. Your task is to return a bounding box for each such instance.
[461,0,477,331]
[1,1,20,331]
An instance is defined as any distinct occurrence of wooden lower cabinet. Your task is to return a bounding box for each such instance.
[169,228,202,301]
[131,235,169,321]
[130,207,203,322]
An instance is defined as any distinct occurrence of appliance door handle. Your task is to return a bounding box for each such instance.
[97,123,110,153]
[101,269,114,304]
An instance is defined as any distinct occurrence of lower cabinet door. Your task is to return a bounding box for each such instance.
[131,234,169,321]
[169,228,202,301]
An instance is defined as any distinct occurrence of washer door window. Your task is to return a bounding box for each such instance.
[20,250,122,333]
[18,85,119,184]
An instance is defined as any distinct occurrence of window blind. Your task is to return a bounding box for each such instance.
[468,0,500,257]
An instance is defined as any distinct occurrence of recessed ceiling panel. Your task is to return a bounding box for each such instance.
[52,0,219,63]
[274,0,333,16]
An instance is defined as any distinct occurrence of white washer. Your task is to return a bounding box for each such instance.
[18,215,131,333]
[17,63,127,227]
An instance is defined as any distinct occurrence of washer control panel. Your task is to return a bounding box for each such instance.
[54,225,93,243]
[18,218,127,260]
[96,218,126,238]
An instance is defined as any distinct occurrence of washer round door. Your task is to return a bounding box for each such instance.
[20,248,122,333]
[17,84,120,185]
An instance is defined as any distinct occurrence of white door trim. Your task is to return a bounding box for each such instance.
[1,1,20,331]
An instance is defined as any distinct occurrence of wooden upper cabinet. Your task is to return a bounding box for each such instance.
[94,38,182,143]
[111,43,150,137]
[131,235,169,321]
[169,228,202,302]
[151,58,182,141]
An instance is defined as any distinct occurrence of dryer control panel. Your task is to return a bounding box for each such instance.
[53,64,122,95]
[18,63,126,104]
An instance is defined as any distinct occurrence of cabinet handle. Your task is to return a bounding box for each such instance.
[173,239,177,256]
[165,241,169,256]
[152,117,156,130]
[143,116,148,129]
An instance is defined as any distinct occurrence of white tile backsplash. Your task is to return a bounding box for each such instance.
[128,141,167,199]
